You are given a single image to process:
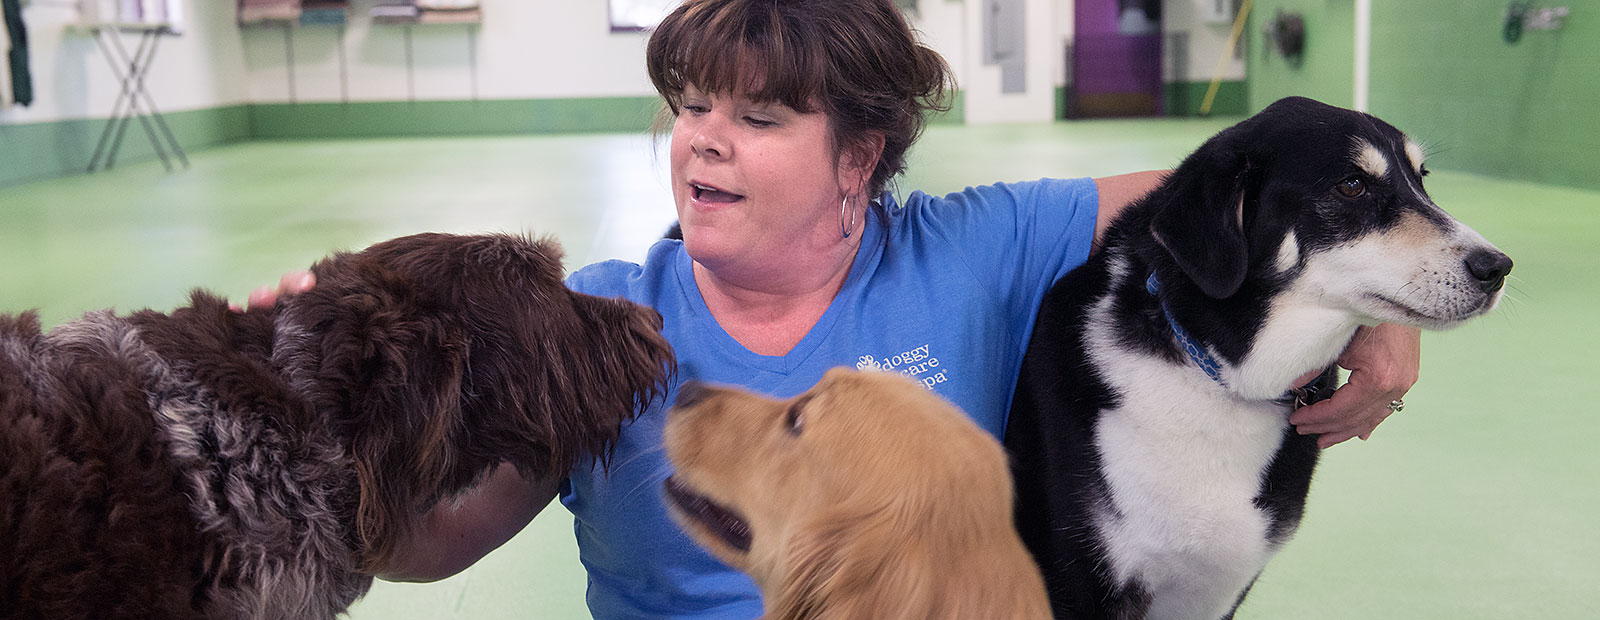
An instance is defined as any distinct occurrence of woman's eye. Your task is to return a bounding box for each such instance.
[1335,177,1366,198]
[744,116,775,128]
[682,103,708,115]
[784,404,804,436]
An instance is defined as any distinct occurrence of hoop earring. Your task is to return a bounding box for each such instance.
[841,196,855,239]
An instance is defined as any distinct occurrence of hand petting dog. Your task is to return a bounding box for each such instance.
[1291,323,1422,448]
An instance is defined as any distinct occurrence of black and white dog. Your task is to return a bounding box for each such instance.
[1004,97,1512,620]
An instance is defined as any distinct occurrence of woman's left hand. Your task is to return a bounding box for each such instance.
[1288,323,1422,448]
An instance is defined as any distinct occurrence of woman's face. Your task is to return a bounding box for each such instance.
[670,86,867,283]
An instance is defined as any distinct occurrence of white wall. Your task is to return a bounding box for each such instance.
[241,0,983,105]
[0,1,1248,127]
[961,0,1059,123]
[1167,0,1246,83]
[244,0,663,103]
[0,0,249,125]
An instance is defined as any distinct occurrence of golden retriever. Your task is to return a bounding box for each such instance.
[663,368,1049,620]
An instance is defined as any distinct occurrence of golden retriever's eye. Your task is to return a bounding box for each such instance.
[1335,177,1366,198]
[784,403,804,436]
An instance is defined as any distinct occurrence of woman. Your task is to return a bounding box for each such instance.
[253,0,1418,617]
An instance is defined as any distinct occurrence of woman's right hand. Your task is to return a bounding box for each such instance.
[232,270,317,311]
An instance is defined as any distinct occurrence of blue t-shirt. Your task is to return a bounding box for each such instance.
[561,178,1099,619]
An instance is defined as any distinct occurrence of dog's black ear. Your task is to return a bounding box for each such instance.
[1149,137,1253,299]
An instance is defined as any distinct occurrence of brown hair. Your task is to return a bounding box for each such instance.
[646,0,955,201]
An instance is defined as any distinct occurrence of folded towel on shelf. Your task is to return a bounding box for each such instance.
[299,8,346,26]
[370,4,419,17]
[370,3,419,24]
[418,8,480,24]
[416,0,479,10]
[238,0,300,24]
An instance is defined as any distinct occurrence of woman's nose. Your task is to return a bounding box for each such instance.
[689,121,730,160]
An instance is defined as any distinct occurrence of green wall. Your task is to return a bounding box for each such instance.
[1368,2,1599,190]
[1246,0,1355,110]
[1245,0,1600,191]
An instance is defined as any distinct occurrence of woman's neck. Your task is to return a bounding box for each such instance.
[691,240,860,356]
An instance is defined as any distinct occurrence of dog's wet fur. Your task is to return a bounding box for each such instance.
[0,232,674,619]
[1005,97,1512,620]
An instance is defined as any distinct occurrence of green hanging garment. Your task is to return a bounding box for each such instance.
[2,0,30,107]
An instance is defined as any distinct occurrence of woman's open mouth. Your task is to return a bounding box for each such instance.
[690,182,745,204]
[664,476,753,552]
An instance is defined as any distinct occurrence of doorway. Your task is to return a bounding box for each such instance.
[1070,0,1163,118]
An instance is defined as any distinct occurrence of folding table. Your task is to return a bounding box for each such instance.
[78,22,189,173]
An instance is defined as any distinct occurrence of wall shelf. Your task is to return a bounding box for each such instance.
[371,1,481,26]
[238,0,350,28]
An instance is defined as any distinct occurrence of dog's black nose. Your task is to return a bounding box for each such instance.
[1464,249,1514,293]
[674,381,709,408]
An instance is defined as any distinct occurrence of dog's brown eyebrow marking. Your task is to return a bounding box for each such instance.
[1404,139,1426,174]
[1353,138,1389,179]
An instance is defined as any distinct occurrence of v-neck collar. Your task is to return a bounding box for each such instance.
[673,205,889,374]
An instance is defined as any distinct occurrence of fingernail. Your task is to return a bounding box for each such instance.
[292,272,314,290]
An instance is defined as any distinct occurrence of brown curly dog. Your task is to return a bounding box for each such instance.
[0,232,673,620]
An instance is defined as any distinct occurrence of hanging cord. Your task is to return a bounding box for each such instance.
[1201,0,1254,116]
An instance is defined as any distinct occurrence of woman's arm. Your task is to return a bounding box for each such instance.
[377,463,562,582]
[1091,170,1168,253]
[1090,171,1421,449]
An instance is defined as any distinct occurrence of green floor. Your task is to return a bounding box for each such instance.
[2,118,1597,619]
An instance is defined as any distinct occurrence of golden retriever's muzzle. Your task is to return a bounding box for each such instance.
[663,475,753,552]
[662,380,757,554]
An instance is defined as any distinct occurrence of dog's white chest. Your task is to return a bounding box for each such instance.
[1085,318,1291,620]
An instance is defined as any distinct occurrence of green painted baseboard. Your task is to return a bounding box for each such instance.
[1055,81,1247,120]
[1164,81,1248,117]
[2,93,969,189]
[248,97,665,139]
[0,106,253,188]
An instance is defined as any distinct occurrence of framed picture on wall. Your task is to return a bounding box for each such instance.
[609,0,679,32]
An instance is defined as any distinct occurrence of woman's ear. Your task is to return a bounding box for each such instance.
[840,132,886,194]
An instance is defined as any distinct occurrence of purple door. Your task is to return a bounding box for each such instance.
[1072,0,1163,118]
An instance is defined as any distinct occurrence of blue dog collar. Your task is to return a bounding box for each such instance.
[1145,273,1323,408]
[1146,274,1226,384]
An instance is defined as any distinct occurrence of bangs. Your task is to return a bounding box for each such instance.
[647,0,825,114]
